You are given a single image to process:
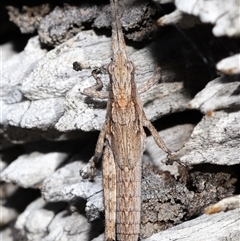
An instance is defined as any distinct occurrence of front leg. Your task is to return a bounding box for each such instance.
[80,124,107,179]
[143,117,172,155]
[138,67,161,94]
[140,68,173,156]
[82,69,109,99]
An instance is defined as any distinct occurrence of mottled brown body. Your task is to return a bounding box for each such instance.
[80,0,171,240]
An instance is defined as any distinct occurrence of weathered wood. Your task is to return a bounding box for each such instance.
[216,53,240,75]
[1,0,239,240]
[177,110,240,166]
[2,30,188,135]
[143,208,240,241]
[205,195,240,214]
[175,0,240,37]
[157,9,201,28]
[1,152,68,188]
[14,198,91,241]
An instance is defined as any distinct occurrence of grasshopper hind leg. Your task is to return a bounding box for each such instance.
[102,144,117,241]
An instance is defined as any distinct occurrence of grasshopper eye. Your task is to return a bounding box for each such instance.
[126,61,134,73]
[108,61,115,74]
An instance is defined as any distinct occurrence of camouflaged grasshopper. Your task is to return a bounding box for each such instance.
[80,0,171,240]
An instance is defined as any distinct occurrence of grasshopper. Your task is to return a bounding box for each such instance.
[80,0,171,240]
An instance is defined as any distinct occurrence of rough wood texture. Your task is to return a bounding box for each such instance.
[177,110,240,166]
[6,4,51,34]
[157,9,201,28]
[8,154,236,240]
[2,29,189,135]
[1,0,240,240]
[15,198,91,241]
[1,152,68,188]
[142,208,240,241]
[216,53,240,75]
[174,0,240,37]
[205,195,240,214]
[6,2,158,47]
